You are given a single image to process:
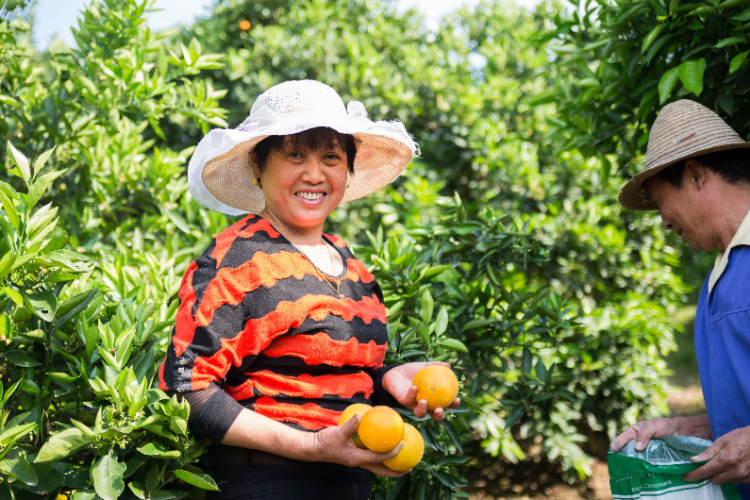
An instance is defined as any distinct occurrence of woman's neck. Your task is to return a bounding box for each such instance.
[261,209,324,247]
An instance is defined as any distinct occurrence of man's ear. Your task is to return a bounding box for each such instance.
[684,159,708,189]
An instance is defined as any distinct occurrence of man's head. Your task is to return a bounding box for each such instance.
[643,150,749,251]
[619,100,750,211]
[620,100,750,251]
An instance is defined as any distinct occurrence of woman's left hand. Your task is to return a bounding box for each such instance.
[382,361,461,423]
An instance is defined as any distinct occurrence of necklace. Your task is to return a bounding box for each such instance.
[264,211,343,298]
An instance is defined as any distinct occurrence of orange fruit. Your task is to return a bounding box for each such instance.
[239,20,251,31]
[382,423,424,472]
[338,403,371,449]
[413,365,459,411]
[358,406,404,453]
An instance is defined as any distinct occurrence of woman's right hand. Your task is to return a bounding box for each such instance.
[306,415,408,478]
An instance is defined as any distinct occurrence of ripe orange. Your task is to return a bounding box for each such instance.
[357,406,404,453]
[413,365,459,411]
[338,403,371,449]
[382,423,424,472]
[239,20,251,31]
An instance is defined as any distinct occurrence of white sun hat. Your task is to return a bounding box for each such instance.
[188,80,419,215]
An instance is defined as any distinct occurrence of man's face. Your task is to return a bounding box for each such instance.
[644,172,713,251]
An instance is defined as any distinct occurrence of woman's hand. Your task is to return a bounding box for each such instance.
[382,361,461,423]
[306,415,409,477]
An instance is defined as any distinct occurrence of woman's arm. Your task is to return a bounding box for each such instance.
[221,406,408,477]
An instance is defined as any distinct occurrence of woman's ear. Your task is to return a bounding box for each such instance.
[249,150,261,178]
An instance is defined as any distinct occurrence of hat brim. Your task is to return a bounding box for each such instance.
[619,142,750,211]
[188,118,417,215]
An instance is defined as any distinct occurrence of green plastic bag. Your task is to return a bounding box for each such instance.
[608,436,741,499]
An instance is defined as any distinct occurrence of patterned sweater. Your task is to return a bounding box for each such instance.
[158,214,391,438]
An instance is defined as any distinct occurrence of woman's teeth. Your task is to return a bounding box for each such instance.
[297,192,324,200]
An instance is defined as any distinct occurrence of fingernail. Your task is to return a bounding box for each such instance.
[635,441,644,450]
[690,455,701,462]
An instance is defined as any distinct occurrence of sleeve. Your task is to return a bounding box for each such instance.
[159,238,285,394]
[171,384,244,444]
[368,364,402,407]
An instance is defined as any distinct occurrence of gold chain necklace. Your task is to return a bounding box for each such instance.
[264,211,343,298]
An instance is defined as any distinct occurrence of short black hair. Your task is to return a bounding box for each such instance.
[253,127,357,174]
[655,148,750,188]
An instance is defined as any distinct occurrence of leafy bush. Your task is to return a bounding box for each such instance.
[0,0,693,498]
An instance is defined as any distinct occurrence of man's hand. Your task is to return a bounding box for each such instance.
[382,362,460,423]
[684,426,750,485]
[610,414,712,452]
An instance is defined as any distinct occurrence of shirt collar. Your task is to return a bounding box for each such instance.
[709,208,750,293]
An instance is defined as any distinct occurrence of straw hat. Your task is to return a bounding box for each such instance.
[619,99,750,210]
[188,80,419,215]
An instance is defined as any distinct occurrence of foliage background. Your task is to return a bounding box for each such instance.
[2,0,746,497]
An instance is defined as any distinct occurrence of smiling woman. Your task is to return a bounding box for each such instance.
[158,80,459,499]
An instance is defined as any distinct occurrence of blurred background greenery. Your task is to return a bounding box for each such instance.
[1,0,747,498]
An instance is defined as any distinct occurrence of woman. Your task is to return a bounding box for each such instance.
[159,80,459,499]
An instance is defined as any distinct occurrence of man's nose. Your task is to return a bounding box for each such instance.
[661,217,672,230]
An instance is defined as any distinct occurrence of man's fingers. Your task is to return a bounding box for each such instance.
[690,442,721,463]
[432,407,445,422]
[610,426,639,452]
[449,397,461,409]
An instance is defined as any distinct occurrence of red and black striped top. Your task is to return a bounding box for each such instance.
[159,214,390,433]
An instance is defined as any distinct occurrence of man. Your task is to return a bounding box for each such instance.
[611,99,750,497]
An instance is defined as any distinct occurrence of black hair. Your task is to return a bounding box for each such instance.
[655,148,750,188]
[253,127,357,174]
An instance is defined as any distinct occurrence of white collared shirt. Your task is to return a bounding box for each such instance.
[708,208,750,293]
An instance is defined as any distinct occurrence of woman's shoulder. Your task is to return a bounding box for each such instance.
[197,214,282,270]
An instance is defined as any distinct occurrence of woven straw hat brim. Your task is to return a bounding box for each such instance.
[188,117,416,215]
[619,99,750,211]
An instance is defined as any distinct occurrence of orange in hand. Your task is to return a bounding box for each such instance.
[357,406,404,453]
[413,365,459,411]
[382,423,424,472]
[338,403,371,449]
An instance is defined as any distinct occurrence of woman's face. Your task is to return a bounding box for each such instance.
[252,136,349,235]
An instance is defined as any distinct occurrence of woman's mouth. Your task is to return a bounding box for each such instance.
[296,191,325,201]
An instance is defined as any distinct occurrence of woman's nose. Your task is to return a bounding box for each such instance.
[302,158,326,183]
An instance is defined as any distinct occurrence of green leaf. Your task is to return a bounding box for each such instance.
[438,338,469,353]
[0,252,17,281]
[0,95,19,107]
[0,421,36,446]
[26,169,65,212]
[730,50,749,74]
[504,408,526,429]
[136,442,181,459]
[433,306,449,337]
[420,289,434,324]
[32,147,56,178]
[714,37,745,48]
[678,58,706,96]
[641,24,666,53]
[35,427,92,463]
[92,453,126,500]
[0,455,38,485]
[0,287,23,307]
[7,142,30,183]
[732,6,750,20]
[0,188,19,230]
[658,67,680,103]
[441,419,463,453]
[2,350,42,367]
[54,289,98,329]
[25,291,58,322]
[174,469,220,491]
